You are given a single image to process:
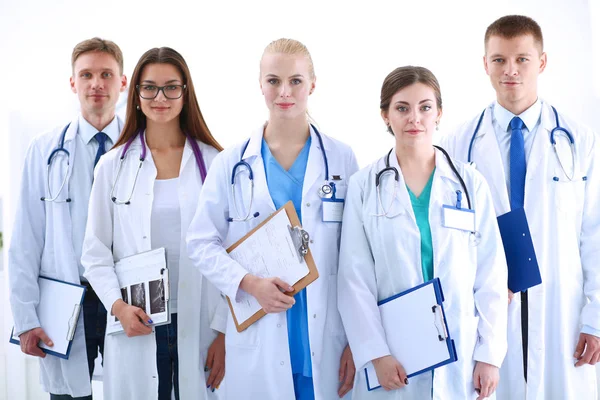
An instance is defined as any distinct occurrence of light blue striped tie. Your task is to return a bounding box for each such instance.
[509,117,526,209]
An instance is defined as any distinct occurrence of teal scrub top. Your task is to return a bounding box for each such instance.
[406,169,435,282]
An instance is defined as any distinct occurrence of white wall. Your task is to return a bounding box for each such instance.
[0,0,598,399]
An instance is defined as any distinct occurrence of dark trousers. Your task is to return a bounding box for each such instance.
[50,282,107,400]
[155,313,180,400]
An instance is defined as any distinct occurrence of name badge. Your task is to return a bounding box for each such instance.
[322,197,344,222]
[442,205,475,232]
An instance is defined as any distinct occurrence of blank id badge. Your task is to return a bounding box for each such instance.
[442,205,475,232]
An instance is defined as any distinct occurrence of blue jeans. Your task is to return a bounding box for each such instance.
[155,313,179,400]
[50,283,106,400]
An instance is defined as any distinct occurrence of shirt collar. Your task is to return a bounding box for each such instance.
[78,115,120,145]
[492,98,542,132]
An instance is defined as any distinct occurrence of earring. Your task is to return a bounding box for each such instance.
[136,105,140,110]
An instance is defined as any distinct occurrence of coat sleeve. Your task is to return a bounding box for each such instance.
[209,295,229,334]
[8,138,46,335]
[472,170,508,367]
[337,174,391,370]
[579,129,600,332]
[186,152,249,301]
[81,156,122,312]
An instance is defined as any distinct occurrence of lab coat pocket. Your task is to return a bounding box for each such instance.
[327,275,345,337]
[553,178,585,215]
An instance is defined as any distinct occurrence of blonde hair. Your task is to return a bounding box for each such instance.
[261,38,315,80]
[72,37,124,75]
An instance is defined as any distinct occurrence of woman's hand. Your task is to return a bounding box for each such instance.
[240,274,295,313]
[112,299,152,337]
[338,345,356,397]
[205,333,225,391]
[473,361,499,399]
[372,355,408,391]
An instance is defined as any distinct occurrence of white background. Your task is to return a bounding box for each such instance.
[0,0,599,399]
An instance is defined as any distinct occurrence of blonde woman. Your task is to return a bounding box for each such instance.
[187,39,358,399]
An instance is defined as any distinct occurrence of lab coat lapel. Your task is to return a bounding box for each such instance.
[302,127,324,199]
[471,109,511,215]
[381,149,413,218]
[525,103,552,188]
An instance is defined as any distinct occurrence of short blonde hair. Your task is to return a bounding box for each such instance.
[71,37,124,75]
[261,38,315,80]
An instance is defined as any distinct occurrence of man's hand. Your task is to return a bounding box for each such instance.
[574,333,600,367]
[19,327,53,358]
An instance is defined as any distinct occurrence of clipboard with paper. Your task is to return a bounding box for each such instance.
[226,201,319,332]
[107,247,170,335]
[9,276,86,359]
[365,278,457,391]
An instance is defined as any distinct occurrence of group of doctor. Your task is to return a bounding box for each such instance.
[8,13,599,400]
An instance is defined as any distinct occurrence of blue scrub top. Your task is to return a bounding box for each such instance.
[261,137,313,379]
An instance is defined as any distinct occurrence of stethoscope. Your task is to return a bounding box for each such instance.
[227,124,333,222]
[374,145,472,217]
[467,105,583,182]
[374,145,481,245]
[41,123,73,203]
[110,130,208,205]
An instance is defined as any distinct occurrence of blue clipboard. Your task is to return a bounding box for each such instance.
[9,276,87,360]
[497,207,541,292]
[365,278,458,391]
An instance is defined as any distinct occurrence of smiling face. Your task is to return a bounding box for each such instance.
[382,82,442,148]
[484,34,546,114]
[259,52,315,120]
[137,63,185,125]
[70,51,127,120]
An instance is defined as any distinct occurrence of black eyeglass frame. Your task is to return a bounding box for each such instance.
[135,84,187,100]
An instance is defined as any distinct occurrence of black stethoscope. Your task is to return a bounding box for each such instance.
[373,145,472,217]
[467,105,582,182]
[227,124,333,222]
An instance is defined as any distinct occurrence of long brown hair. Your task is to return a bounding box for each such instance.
[114,47,223,151]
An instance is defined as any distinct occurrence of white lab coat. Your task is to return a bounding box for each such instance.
[186,125,359,400]
[8,117,122,397]
[81,136,227,400]
[338,148,508,399]
[440,100,600,400]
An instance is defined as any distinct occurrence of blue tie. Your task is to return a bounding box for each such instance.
[94,132,109,167]
[509,117,526,210]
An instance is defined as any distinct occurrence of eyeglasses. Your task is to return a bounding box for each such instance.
[136,84,186,100]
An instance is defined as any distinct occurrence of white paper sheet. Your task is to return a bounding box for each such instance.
[228,210,309,324]
[11,277,85,358]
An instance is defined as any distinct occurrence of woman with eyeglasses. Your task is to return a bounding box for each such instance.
[81,47,227,400]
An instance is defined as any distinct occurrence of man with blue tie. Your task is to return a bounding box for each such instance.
[440,15,600,400]
[9,37,126,399]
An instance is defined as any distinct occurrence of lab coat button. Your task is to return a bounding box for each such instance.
[312,352,315,356]
[280,361,284,365]
[313,314,316,318]
[306,202,310,207]
[310,239,314,244]
[143,235,147,239]
[277,323,281,328]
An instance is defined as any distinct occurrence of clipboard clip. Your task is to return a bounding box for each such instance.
[66,304,82,341]
[432,305,448,341]
[288,225,310,262]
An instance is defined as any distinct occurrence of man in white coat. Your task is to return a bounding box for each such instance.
[441,15,600,399]
[9,37,127,399]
